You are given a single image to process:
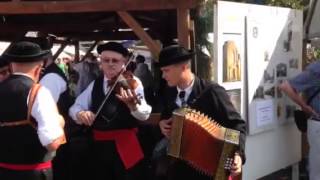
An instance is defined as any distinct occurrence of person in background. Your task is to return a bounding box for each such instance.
[73,53,101,96]
[134,55,154,106]
[0,41,65,180]
[279,61,320,180]
[38,38,82,180]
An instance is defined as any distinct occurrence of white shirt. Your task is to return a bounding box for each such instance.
[176,78,195,107]
[69,75,152,124]
[39,73,67,102]
[14,73,64,147]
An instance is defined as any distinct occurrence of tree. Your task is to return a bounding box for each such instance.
[193,0,214,80]
[263,0,305,9]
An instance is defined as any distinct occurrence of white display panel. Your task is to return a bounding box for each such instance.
[246,10,303,134]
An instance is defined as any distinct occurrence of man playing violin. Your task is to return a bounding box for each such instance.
[69,42,152,180]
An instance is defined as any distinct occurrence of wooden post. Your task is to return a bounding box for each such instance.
[177,8,190,49]
[74,40,80,62]
[117,11,160,57]
[190,20,197,74]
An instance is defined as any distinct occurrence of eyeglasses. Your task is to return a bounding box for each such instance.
[101,58,122,64]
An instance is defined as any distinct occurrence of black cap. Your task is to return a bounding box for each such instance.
[136,55,145,63]
[37,37,53,51]
[3,41,50,63]
[157,45,194,67]
[97,42,129,57]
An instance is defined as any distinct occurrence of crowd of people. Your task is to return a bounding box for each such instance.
[0,40,247,180]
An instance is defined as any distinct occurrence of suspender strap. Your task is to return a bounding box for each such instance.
[27,83,41,128]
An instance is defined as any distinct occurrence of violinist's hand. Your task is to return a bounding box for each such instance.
[159,118,172,138]
[230,152,242,177]
[116,87,138,111]
[76,110,95,126]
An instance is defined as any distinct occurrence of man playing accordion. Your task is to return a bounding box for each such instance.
[157,45,246,180]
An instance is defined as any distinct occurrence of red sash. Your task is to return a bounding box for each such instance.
[93,128,144,169]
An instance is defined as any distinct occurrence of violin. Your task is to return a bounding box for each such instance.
[108,70,141,105]
[94,52,140,122]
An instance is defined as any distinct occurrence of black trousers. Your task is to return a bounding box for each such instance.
[52,144,69,180]
[0,167,52,180]
[53,135,93,180]
[167,160,212,180]
[92,141,148,180]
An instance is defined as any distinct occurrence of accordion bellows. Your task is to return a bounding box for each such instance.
[168,108,240,179]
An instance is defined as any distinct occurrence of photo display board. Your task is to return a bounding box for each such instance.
[214,1,303,134]
[246,10,303,134]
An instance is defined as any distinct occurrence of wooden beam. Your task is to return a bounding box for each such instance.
[80,41,99,61]
[0,0,201,14]
[11,36,69,45]
[177,8,190,49]
[53,40,69,61]
[0,23,111,33]
[0,32,144,42]
[0,20,161,33]
[117,11,160,56]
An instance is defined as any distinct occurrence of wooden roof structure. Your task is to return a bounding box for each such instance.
[0,0,203,58]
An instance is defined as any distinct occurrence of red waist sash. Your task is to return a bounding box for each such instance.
[93,128,144,169]
[0,161,52,171]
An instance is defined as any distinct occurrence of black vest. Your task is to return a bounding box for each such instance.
[0,75,50,164]
[90,76,138,130]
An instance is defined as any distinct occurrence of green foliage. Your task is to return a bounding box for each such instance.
[313,48,320,59]
[194,0,214,57]
[263,0,305,9]
[193,0,214,79]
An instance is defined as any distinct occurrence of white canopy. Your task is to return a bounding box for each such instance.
[51,45,85,59]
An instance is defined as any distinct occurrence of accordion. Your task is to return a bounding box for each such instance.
[168,108,240,180]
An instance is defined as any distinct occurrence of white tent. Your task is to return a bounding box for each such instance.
[51,45,85,59]
[0,42,10,54]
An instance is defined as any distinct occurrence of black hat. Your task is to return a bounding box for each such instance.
[157,45,194,67]
[97,42,129,57]
[0,56,9,68]
[37,37,53,51]
[3,41,50,63]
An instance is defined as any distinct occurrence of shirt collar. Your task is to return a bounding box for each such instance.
[176,77,194,98]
